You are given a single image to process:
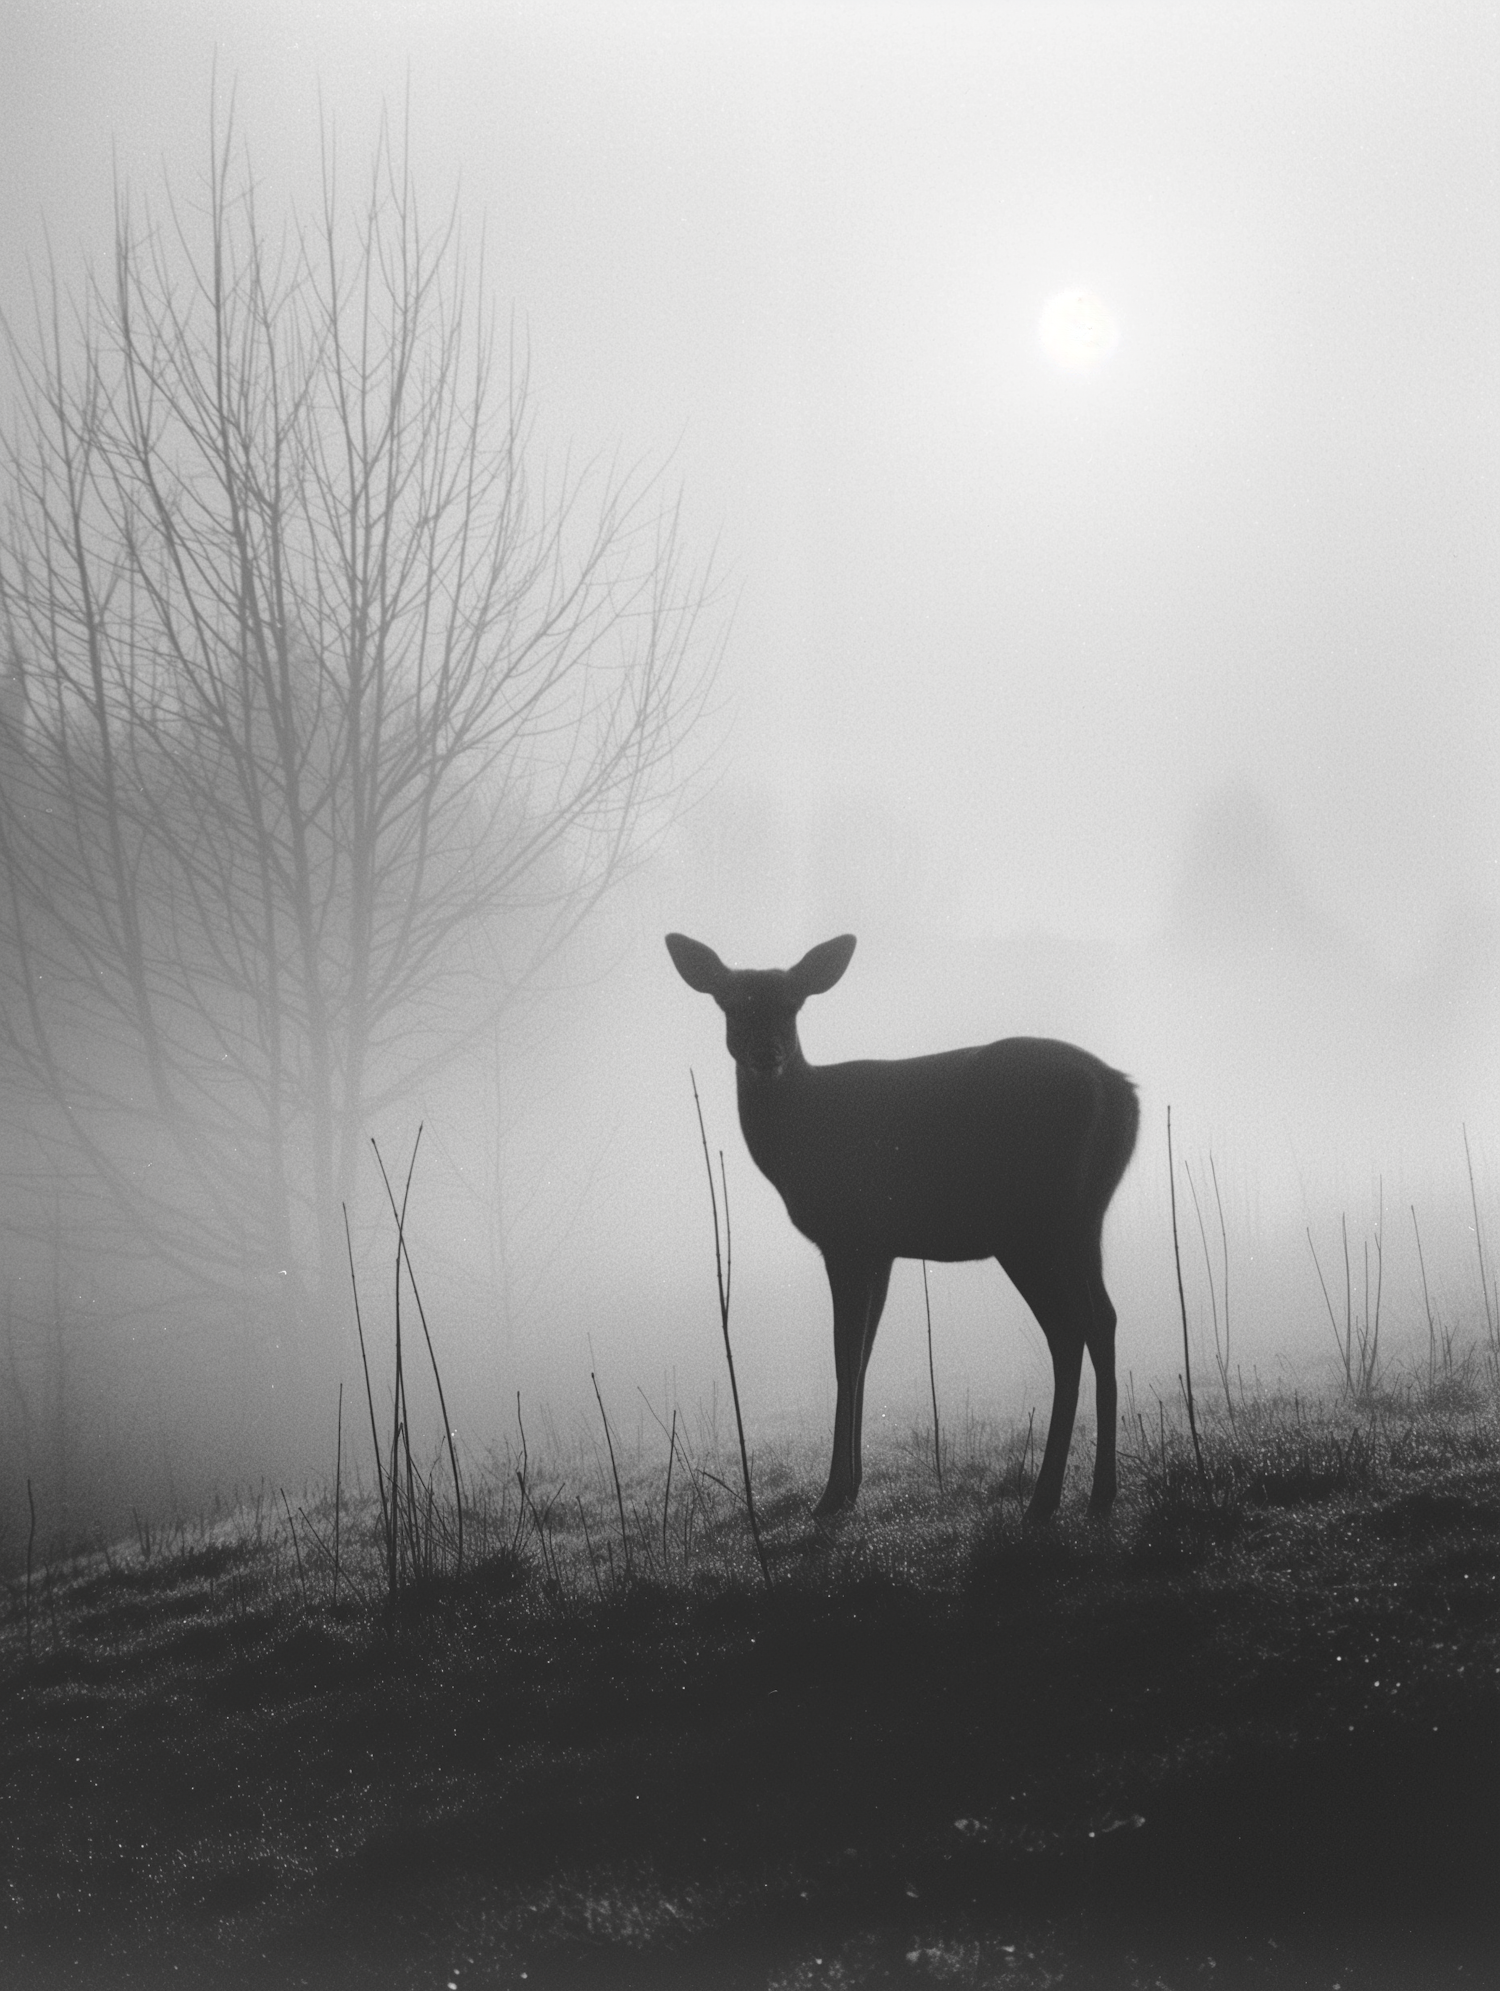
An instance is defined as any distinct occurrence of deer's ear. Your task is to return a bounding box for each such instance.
[789,934,856,998]
[665,932,730,996]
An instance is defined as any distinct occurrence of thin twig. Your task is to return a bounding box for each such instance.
[384,1155,410,1596]
[1166,1106,1206,1484]
[1411,1204,1436,1390]
[333,1382,343,1609]
[1209,1155,1231,1420]
[1341,1213,1354,1397]
[1017,1406,1037,1507]
[280,1488,307,1606]
[690,1070,770,1587]
[591,1368,633,1585]
[373,1129,464,1577]
[1184,1159,1225,1417]
[512,1394,530,1558]
[25,1479,35,1659]
[344,1204,391,1564]
[1368,1178,1384,1394]
[1307,1227,1343,1379]
[1464,1125,1497,1358]
[1362,1237,1371,1389]
[922,1259,942,1490]
[662,1405,678,1573]
[576,1494,605,1602]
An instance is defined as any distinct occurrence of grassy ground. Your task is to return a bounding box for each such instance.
[2,1378,1499,1990]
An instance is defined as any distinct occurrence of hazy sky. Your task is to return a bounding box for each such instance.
[3,3,1498,1460]
[4,1,1497,964]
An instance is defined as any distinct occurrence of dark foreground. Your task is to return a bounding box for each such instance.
[2,1400,1499,1990]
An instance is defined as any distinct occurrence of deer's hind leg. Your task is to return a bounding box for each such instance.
[997,1245,1096,1524]
[1082,1256,1118,1516]
[815,1253,893,1518]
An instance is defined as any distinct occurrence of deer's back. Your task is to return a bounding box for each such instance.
[738,1035,1136,1263]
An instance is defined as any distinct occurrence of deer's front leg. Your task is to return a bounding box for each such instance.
[815,1254,889,1518]
[849,1257,893,1492]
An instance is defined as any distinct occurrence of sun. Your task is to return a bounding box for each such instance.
[1037,288,1119,372]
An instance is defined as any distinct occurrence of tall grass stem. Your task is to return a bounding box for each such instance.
[591,1368,632,1584]
[922,1259,943,1490]
[280,1489,306,1605]
[344,1204,391,1566]
[1463,1125,1498,1372]
[1166,1106,1206,1483]
[1211,1155,1232,1421]
[333,1382,343,1608]
[690,1071,770,1587]
[373,1130,464,1577]
[24,1477,35,1657]
[1411,1204,1436,1389]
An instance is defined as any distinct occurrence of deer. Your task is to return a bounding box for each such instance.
[665,932,1139,1524]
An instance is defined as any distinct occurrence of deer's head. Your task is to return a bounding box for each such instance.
[665,933,856,1080]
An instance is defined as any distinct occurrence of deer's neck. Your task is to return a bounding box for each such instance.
[735,1054,811,1186]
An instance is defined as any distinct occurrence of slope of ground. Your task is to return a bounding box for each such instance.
[1,1393,1498,1990]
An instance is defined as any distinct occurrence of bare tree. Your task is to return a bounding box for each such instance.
[0,101,716,1378]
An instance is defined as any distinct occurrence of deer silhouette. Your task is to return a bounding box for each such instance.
[666,932,1139,1522]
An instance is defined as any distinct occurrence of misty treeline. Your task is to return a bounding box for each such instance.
[0,102,716,1527]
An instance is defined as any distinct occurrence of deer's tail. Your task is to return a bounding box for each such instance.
[1080,1062,1140,1225]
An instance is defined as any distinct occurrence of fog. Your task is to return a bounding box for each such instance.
[1,2,1497,1538]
